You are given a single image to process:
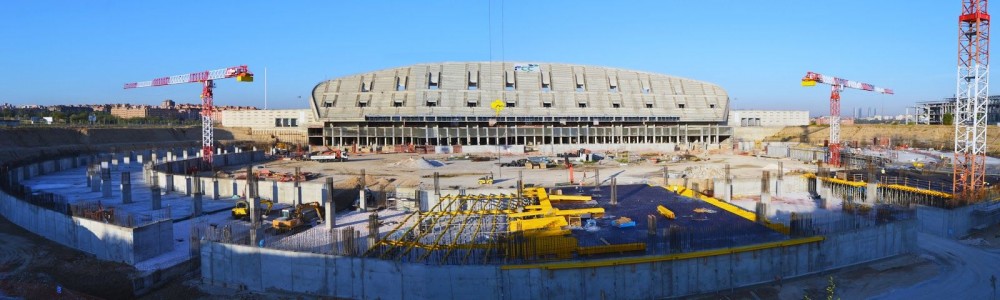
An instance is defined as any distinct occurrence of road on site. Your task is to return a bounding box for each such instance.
[871,232,1000,300]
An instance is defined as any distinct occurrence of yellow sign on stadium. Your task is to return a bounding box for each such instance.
[490,99,506,116]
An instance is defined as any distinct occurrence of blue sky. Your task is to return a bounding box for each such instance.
[0,1,974,116]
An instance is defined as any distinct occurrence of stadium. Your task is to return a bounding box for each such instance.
[307,62,732,152]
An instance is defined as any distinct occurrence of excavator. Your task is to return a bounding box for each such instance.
[271,202,324,233]
[231,199,274,219]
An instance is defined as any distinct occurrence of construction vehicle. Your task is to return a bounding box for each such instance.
[478,172,494,185]
[310,149,349,162]
[500,158,528,167]
[231,199,274,219]
[271,202,324,233]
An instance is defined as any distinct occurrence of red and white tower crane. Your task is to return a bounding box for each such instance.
[802,72,893,167]
[124,66,254,165]
[954,0,990,202]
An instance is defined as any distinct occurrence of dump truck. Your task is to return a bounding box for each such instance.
[271,202,324,233]
[232,199,274,219]
[310,149,349,162]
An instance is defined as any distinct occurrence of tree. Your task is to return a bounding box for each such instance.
[943,113,954,125]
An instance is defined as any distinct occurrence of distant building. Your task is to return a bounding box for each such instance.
[109,105,178,119]
[220,109,312,144]
[160,99,176,109]
[918,95,1000,124]
[308,62,731,149]
[727,110,809,127]
[813,117,855,126]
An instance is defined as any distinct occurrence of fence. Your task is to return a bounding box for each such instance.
[68,201,172,228]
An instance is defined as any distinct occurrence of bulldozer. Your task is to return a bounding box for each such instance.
[478,172,494,185]
[271,202,324,233]
[231,199,274,219]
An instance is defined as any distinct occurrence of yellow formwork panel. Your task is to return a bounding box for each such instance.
[657,205,676,219]
[880,184,953,199]
[665,185,790,235]
[508,216,568,232]
[553,207,605,218]
[523,229,571,237]
[548,194,593,201]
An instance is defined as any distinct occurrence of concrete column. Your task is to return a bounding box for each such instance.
[760,171,771,205]
[367,213,379,250]
[755,202,768,223]
[325,177,335,229]
[358,189,367,211]
[192,176,203,217]
[211,178,219,200]
[723,178,733,202]
[166,151,173,162]
[433,171,440,196]
[183,150,189,160]
[271,181,279,204]
[151,186,162,210]
[866,182,878,204]
[295,186,303,207]
[594,168,601,191]
[164,174,174,193]
[151,153,158,164]
[610,177,618,205]
[101,167,112,198]
[111,157,119,171]
[775,162,783,197]
[120,172,132,204]
[250,196,261,225]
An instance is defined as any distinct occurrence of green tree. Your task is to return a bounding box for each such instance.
[943,113,954,125]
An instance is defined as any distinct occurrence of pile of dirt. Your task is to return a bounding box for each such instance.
[684,165,724,179]
[336,174,398,192]
[387,157,444,169]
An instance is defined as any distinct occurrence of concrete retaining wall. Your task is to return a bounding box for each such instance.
[915,203,1000,238]
[0,156,174,265]
[0,189,173,264]
[715,176,809,197]
[201,220,915,298]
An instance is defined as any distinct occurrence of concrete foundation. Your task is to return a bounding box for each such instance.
[200,220,915,299]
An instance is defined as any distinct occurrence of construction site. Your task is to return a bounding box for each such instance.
[3,2,1000,300]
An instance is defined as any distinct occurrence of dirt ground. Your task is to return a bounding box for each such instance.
[0,215,137,299]
[225,152,814,192]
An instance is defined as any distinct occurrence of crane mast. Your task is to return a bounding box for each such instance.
[124,66,253,165]
[954,0,990,203]
[801,72,893,167]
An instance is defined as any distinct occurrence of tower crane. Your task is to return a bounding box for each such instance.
[954,0,990,203]
[801,72,893,167]
[124,66,254,165]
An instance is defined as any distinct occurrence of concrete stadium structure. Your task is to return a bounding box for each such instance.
[308,62,732,152]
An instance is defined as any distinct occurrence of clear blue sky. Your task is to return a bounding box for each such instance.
[0,1,976,116]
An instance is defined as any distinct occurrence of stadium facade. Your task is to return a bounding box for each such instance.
[307,62,732,153]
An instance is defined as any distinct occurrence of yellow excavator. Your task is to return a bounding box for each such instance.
[271,202,324,233]
[231,199,274,219]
